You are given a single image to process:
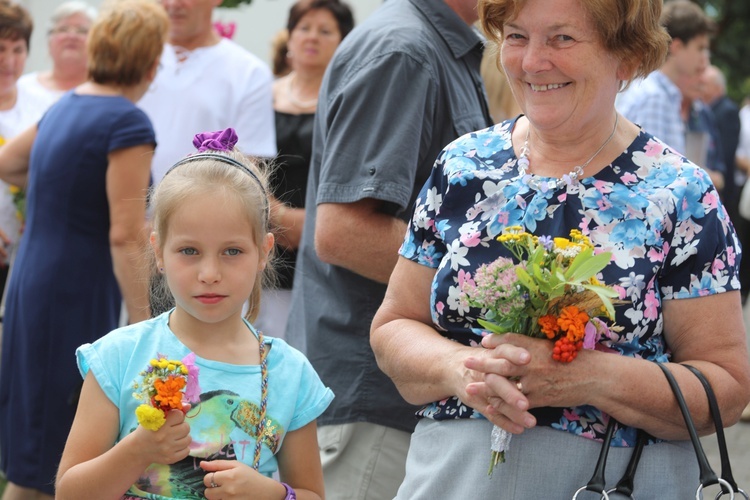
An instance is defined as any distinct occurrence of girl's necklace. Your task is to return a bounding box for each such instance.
[517,113,619,191]
[250,329,269,470]
[286,73,318,109]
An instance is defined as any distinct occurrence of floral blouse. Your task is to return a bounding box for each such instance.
[400,116,741,446]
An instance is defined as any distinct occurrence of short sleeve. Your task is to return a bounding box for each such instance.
[108,106,156,154]
[659,166,741,299]
[316,51,437,211]
[234,64,277,159]
[399,147,449,268]
[283,345,334,431]
[76,342,122,407]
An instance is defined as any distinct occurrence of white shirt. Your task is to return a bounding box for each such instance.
[0,84,51,254]
[138,39,277,184]
[17,72,63,110]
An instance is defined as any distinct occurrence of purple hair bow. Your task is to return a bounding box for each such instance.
[193,128,238,153]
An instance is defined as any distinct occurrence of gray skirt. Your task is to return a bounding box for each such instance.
[395,418,699,499]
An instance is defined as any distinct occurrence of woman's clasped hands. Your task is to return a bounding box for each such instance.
[463,332,595,434]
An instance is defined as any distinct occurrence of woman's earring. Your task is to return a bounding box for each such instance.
[159,267,164,273]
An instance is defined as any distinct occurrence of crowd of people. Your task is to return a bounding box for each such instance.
[0,0,747,498]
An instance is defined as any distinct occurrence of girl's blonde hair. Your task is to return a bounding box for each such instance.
[149,151,276,322]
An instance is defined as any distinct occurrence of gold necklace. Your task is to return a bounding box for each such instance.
[517,114,619,191]
[286,73,318,109]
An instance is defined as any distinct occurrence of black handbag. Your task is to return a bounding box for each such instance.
[572,362,748,499]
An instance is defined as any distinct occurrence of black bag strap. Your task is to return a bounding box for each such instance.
[655,362,735,499]
[682,364,749,499]
[572,418,617,499]
[605,429,649,498]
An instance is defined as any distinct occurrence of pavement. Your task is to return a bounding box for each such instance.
[698,301,750,494]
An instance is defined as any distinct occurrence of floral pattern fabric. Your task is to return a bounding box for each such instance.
[400,116,741,446]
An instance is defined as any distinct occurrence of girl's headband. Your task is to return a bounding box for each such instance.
[162,128,269,218]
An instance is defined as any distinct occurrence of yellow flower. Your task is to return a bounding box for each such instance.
[136,404,166,431]
[180,365,188,375]
[554,237,571,249]
[8,185,20,195]
[149,359,159,367]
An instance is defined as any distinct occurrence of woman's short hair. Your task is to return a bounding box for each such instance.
[87,0,168,86]
[479,0,671,82]
[0,1,33,49]
[286,0,355,40]
[48,1,97,33]
[149,152,276,322]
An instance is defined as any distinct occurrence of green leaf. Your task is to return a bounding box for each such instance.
[566,251,611,283]
[477,318,513,334]
[515,267,537,294]
[581,283,619,319]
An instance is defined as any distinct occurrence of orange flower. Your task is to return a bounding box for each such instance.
[538,314,560,339]
[153,375,186,411]
[557,306,589,342]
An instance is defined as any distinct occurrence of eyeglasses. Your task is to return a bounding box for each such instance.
[48,26,89,37]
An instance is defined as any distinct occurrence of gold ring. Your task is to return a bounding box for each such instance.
[516,380,524,393]
[210,472,218,488]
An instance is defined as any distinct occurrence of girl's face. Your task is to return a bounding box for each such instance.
[288,8,342,71]
[154,191,273,328]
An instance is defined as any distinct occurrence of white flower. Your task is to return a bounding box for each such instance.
[672,240,699,267]
[425,187,442,212]
[446,240,470,271]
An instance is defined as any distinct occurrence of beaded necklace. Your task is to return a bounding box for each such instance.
[251,329,269,470]
[517,114,619,191]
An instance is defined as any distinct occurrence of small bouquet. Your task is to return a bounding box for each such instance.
[9,185,25,227]
[132,353,200,431]
[460,226,621,474]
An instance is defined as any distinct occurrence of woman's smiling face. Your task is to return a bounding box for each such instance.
[500,0,627,134]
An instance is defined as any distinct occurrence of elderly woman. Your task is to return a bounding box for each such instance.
[370,0,750,497]
[17,1,96,108]
[0,0,168,498]
[256,0,354,341]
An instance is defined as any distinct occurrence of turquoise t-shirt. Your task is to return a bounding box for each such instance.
[76,311,334,499]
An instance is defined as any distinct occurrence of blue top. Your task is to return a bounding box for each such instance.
[77,311,333,499]
[400,116,740,446]
[0,92,156,494]
[285,0,493,433]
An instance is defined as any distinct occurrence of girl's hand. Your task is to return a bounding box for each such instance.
[201,460,287,500]
[132,409,191,466]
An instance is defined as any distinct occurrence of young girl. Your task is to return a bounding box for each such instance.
[55,128,332,500]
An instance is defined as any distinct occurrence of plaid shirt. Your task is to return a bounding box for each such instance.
[617,71,685,154]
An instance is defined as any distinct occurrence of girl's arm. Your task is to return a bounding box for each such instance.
[200,421,325,500]
[107,143,153,324]
[0,124,35,188]
[277,420,325,499]
[56,372,192,500]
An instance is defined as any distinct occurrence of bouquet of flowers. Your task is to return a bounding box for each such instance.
[460,226,622,474]
[9,185,25,227]
[132,353,200,431]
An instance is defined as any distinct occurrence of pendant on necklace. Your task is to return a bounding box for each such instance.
[517,114,619,192]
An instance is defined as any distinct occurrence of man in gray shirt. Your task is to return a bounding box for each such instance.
[285,0,492,497]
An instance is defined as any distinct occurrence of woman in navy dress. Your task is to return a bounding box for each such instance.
[0,1,168,497]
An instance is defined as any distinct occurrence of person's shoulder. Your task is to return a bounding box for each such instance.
[447,118,515,152]
[333,0,439,66]
[91,314,167,352]
[210,39,271,72]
